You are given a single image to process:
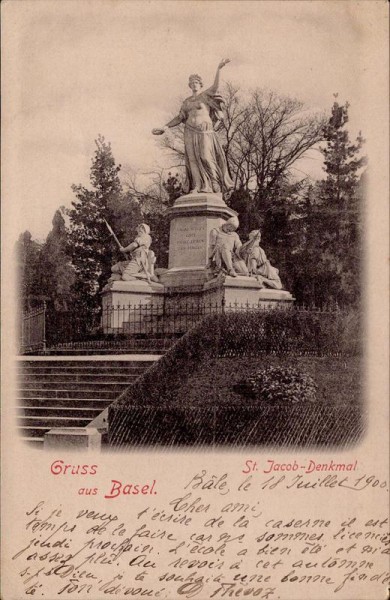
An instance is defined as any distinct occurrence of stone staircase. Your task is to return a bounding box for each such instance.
[16,357,159,447]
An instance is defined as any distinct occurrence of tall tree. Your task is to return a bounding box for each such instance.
[223,85,324,206]
[288,182,324,305]
[315,100,366,306]
[67,135,142,309]
[15,231,43,310]
[40,209,76,311]
[291,100,366,307]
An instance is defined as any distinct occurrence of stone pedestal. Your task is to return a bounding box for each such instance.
[101,280,165,333]
[160,192,237,289]
[223,276,294,307]
[101,192,294,322]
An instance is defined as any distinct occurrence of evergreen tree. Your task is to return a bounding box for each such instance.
[315,100,366,306]
[290,182,323,305]
[290,100,366,307]
[67,135,142,309]
[15,231,43,310]
[40,209,76,311]
[259,178,309,294]
[321,101,365,205]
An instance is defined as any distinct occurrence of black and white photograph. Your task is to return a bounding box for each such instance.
[2,2,388,599]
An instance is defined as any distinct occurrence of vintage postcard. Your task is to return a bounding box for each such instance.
[1,1,389,599]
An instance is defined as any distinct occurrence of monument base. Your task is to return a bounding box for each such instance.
[159,266,216,290]
[101,280,165,333]
[222,276,294,307]
[101,188,294,327]
[101,273,293,333]
[159,274,294,310]
[102,279,165,305]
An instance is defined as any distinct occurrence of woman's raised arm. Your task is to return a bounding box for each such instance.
[209,58,231,94]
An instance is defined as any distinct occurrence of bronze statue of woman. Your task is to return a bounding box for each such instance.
[152,59,233,196]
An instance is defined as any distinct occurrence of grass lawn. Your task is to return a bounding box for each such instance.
[149,355,361,408]
[109,311,363,447]
[113,353,362,410]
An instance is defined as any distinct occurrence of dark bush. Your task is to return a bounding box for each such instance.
[242,366,318,404]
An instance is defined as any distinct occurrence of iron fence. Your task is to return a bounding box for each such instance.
[100,300,225,336]
[19,299,347,355]
[45,307,101,348]
[19,304,46,354]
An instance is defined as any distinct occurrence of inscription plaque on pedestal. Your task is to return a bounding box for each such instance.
[161,193,237,288]
[169,216,211,269]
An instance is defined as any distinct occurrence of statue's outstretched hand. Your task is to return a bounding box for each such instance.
[218,58,231,70]
[152,128,165,135]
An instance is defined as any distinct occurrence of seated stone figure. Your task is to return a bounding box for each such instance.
[108,223,158,283]
[240,230,283,289]
[208,216,249,277]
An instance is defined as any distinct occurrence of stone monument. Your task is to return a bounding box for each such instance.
[102,59,293,331]
[152,59,293,306]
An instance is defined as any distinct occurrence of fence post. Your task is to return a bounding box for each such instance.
[42,301,47,353]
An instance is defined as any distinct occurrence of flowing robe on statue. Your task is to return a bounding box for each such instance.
[247,245,283,289]
[121,232,152,281]
[209,227,249,275]
[180,90,233,194]
[109,231,155,282]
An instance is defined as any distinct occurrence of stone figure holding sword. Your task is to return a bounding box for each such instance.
[106,221,158,283]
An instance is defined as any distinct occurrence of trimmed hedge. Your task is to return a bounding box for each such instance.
[218,308,361,357]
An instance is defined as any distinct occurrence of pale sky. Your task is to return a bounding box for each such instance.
[2,0,382,240]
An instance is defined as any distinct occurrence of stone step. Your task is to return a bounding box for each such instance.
[18,426,53,438]
[16,397,113,409]
[16,356,161,447]
[43,347,169,355]
[18,365,148,375]
[21,437,45,447]
[18,381,131,391]
[18,373,142,383]
[18,416,93,428]
[18,359,154,366]
[18,388,121,400]
[19,359,159,368]
[18,406,103,418]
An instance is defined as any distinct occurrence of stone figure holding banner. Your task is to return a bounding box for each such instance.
[108,223,158,283]
[241,230,283,289]
[209,216,249,277]
[152,59,233,195]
